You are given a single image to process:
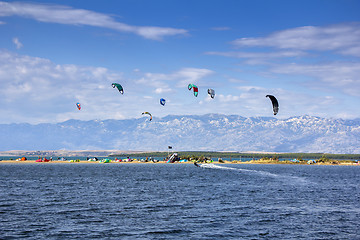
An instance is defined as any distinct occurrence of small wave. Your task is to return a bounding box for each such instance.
[146,229,185,235]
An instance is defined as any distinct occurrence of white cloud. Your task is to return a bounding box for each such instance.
[0,1,187,40]
[211,27,231,31]
[207,23,360,69]
[0,50,130,123]
[12,37,23,49]
[136,67,214,90]
[237,86,266,92]
[270,62,360,96]
[206,22,360,103]
[0,51,219,123]
[225,86,351,118]
[1,48,358,123]
[339,46,360,57]
[174,68,214,87]
[218,94,241,102]
[155,87,172,94]
[232,22,360,57]
[206,50,306,59]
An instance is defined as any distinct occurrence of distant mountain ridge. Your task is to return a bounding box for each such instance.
[1,114,360,153]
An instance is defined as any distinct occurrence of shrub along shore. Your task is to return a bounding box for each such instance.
[0,160,358,165]
[0,158,360,166]
[110,151,360,160]
[1,152,359,165]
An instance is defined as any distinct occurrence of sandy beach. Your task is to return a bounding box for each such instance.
[1,159,359,166]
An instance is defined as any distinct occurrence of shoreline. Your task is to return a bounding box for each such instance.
[0,160,359,166]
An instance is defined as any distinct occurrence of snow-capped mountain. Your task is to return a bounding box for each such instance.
[1,114,360,153]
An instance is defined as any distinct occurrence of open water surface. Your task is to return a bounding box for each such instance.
[0,163,359,239]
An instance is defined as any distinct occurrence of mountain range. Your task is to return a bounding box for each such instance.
[1,114,360,154]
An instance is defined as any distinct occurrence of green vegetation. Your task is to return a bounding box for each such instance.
[109,151,360,161]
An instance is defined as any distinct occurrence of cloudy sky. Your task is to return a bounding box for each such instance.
[0,0,360,124]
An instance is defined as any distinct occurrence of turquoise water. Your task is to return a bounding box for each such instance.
[0,163,359,239]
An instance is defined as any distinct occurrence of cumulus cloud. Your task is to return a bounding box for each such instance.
[136,68,214,91]
[12,37,23,49]
[155,87,172,94]
[0,50,219,123]
[174,68,214,87]
[0,49,355,123]
[217,94,241,102]
[227,85,348,118]
[0,1,187,40]
[0,50,131,123]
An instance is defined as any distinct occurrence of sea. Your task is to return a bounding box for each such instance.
[0,163,359,239]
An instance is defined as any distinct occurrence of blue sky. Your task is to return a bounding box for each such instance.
[0,0,360,124]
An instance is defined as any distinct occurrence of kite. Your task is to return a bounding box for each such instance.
[76,102,81,110]
[160,98,166,106]
[142,112,152,121]
[112,83,124,94]
[188,84,198,97]
[207,88,215,98]
[266,95,279,115]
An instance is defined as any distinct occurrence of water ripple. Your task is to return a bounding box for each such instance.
[0,163,358,239]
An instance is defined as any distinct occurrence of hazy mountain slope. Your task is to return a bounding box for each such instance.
[1,115,359,153]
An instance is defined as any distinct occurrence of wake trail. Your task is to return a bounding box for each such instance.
[200,164,279,177]
[199,164,308,183]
